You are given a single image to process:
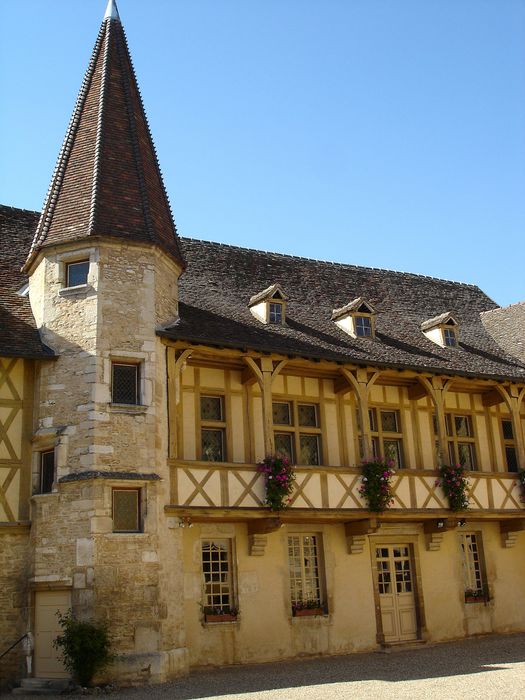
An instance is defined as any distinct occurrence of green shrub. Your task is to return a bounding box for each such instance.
[53,609,113,687]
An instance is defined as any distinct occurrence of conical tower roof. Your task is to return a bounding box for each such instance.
[25,0,185,270]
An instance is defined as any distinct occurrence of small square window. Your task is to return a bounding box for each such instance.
[269,302,283,324]
[112,489,141,532]
[502,420,514,441]
[298,404,318,427]
[40,450,55,494]
[66,260,89,287]
[275,432,295,461]
[355,316,372,337]
[112,363,140,405]
[273,402,292,425]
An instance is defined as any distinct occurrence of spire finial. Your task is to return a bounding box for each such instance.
[104,0,120,21]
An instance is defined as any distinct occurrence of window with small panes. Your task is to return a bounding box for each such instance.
[273,401,322,465]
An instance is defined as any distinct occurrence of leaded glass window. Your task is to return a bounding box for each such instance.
[273,401,322,465]
[112,489,141,532]
[112,363,139,405]
[201,396,223,421]
[200,395,226,462]
[201,429,224,462]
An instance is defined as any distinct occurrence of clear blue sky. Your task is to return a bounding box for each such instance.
[1,0,524,306]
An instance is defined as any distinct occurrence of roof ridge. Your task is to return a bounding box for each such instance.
[481,301,525,315]
[179,236,484,290]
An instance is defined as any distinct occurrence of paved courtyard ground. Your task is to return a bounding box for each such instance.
[6,632,525,699]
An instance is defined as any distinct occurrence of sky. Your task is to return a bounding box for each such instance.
[1,0,524,307]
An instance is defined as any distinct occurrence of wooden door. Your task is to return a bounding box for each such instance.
[34,590,71,678]
[375,545,418,643]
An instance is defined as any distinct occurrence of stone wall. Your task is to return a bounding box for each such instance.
[0,529,30,690]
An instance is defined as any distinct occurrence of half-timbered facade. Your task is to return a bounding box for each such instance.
[1,0,524,690]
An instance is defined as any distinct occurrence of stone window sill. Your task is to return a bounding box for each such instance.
[59,284,91,297]
[109,403,148,415]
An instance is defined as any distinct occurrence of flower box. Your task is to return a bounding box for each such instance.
[204,613,238,623]
[293,607,324,617]
[464,595,487,604]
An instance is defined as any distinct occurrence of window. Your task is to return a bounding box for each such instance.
[501,419,518,472]
[459,532,487,599]
[112,363,140,405]
[443,327,457,347]
[66,260,89,287]
[201,540,236,614]
[288,534,324,609]
[200,395,226,462]
[40,450,55,493]
[355,315,372,337]
[273,401,322,465]
[357,408,404,467]
[446,414,477,470]
[269,302,283,324]
[112,488,141,532]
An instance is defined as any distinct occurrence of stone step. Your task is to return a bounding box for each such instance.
[12,677,70,695]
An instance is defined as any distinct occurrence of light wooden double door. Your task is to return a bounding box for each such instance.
[375,544,418,643]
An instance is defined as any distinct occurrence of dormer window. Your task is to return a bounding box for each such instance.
[331,298,376,339]
[249,284,288,325]
[421,312,460,348]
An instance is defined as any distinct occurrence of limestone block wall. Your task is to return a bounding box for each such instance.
[0,530,30,689]
[28,240,180,478]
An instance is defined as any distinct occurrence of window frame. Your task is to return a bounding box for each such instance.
[112,487,142,533]
[201,538,237,616]
[501,418,518,473]
[357,407,405,468]
[287,533,326,613]
[458,531,488,601]
[445,413,478,470]
[268,301,284,325]
[354,314,373,338]
[199,394,227,462]
[65,259,90,288]
[111,362,140,405]
[442,327,457,347]
[39,449,55,494]
[272,400,322,465]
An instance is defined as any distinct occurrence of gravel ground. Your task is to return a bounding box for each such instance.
[5,632,525,700]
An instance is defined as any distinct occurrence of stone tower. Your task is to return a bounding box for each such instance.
[23,0,188,683]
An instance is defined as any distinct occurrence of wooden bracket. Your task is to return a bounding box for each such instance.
[344,518,378,554]
[407,382,428,401]
[500,519,525,548]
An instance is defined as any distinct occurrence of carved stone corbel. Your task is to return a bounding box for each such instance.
[344,518,378,554]
[247,518,283,556]
[499,519,525,548]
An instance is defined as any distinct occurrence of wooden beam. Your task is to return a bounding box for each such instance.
[482,389,504,407]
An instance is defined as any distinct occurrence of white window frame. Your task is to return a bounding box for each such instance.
[201,539,236,614]
[287,533,325,610]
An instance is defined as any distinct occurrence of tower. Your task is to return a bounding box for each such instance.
[24,0,188,683]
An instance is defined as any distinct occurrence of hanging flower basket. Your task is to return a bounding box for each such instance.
[436,465,470,511]
[257,455,296,511]
[358,459,395,512]
[517,469,525,505]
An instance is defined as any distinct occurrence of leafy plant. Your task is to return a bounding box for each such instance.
[436,465,470,511]
[358,459,395,512]
[292,599,323,612]
[257,455,296,511]
[518,469,525,504]
[53,610,113,687]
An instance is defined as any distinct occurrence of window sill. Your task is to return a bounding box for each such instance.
[109,403,148,414]
[59,284,91,297]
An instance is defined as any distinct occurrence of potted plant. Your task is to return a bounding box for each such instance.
[436,465,470,511]
[203,605,238,623]
[464,588,487,604]
[292,600,325,617]
[257,455,296,511]
[358,459,395,513]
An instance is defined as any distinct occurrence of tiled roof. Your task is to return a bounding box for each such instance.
[0,206,53,358]
[481,303,525,363]
[24,6,184,271]
[160,238,525,382]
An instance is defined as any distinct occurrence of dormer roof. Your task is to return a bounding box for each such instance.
[420,312,458,332]
[24,0,185,272]
[248,283,289,307]
[331,297,376,321]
